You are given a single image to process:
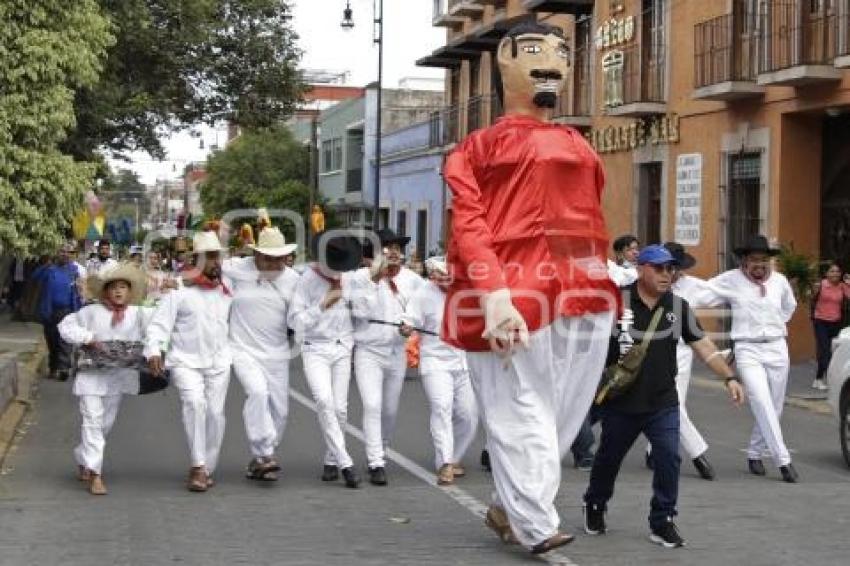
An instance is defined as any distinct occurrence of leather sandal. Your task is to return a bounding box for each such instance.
[77,465,91,482]
[89,474,107,495]
[452,463,466,477]
[187,466,208,492]
[531,532,575,555]
[484,505,519,545]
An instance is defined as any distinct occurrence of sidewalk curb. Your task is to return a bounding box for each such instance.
[0,347,45,468]
[691,376,832,415]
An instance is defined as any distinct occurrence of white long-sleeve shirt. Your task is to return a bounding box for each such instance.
[704,269,797,341]
[403,281,466,373]
[607,259,638,287]
[143,284,232,369]
[59,304,149,396]
[224,257,299,361]
[85,257,118,277]
[288,266,354,348]
[348,266,424,353]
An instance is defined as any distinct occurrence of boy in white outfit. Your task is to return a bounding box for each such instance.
[145,230,233,492]
[349,228,423,486]
[224,227,300,482]
[59,264,148,495]
[289,233,363,488]
[401,256,478,486]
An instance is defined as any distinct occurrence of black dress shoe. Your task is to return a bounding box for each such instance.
[480,449,491,473]
[780,463,799,483]
[645,452,655,470]
[341,467,361,488]
[748,459,766,476]
[321,465,339,482]
[368,466,387,486]
[692,454,715,481]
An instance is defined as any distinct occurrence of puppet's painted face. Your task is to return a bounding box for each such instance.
[497,31,570,109]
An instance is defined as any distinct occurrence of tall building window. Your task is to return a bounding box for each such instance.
[416,209,428,261]
[397,209,407,237]
[637,162,662,245]
[322,140,332,172]
[726,153,762,268]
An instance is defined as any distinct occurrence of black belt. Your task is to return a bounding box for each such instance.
[367,319,438,337]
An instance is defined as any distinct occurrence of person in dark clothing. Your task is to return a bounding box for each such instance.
[582,245,744,549]
[32,244,84,380]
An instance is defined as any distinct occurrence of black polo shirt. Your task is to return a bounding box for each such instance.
[605,282,705,414]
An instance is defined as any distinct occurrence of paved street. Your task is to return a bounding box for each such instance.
[1,359,850,566]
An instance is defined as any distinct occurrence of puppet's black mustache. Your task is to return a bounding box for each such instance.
[529,69,563,80]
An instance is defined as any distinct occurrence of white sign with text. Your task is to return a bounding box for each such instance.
[674,153,702,246]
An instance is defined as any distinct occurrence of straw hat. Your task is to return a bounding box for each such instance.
[424,256,448,275]
[251,227,297,257]
[86,263,147,305]
[192,230,225,254]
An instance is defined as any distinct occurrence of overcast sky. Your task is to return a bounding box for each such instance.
[116,0,446,185]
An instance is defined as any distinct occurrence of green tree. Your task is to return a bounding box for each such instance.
[0,0,114,255]
[64,0,305,161]
[200,127,313,239]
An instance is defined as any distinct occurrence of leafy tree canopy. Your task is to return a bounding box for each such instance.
[65,0,305,161]
[200,127,312,240]
[0,0,113,255]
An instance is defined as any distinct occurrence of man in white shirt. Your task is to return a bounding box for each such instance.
[86,240,118,277]
[289,233,363,488]
[224,227,300,482]
[145,230,233,492]
[607,235,639,287]
[349,228,424,486]
[401,256,477,486]
[704,235,799,483]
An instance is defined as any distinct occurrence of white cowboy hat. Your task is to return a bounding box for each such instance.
[251,227,297,257]
[86,263,147,305]
[424,256,448,275]
[192,230,225,254]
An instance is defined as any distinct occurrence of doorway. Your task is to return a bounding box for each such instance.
[821,113,850,269]
[637,162,662,245]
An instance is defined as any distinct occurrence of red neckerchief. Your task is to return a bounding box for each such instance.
[102,298,128,327]
[311,264,341,290]
[182,268,231,296]
[742,268,767,297]
[386,264,401,294]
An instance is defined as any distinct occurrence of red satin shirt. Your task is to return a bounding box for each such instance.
[441,114,618,351]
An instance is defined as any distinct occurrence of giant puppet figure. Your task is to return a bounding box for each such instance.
[442,22,617,555]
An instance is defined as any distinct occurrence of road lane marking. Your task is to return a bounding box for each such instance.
[288,387,579,566]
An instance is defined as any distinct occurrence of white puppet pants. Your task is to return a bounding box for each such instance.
[466,312,612,549]
[233,353,290,459]
[354,345,407,468]
[74,394,122,475]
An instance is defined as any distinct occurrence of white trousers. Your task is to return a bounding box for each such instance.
[233,353,289,459]
[646,346,709,459]
[171,366,231,474]
[735,341,792,466]
[74,394,122,474]
[466,312,612,549]
[354,345,407,468]
[420,367,479,471]
[303,343,354,469]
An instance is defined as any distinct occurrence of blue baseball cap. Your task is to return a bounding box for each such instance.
[637,244,679,266]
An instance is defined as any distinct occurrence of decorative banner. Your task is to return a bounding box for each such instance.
[674,153,702,246]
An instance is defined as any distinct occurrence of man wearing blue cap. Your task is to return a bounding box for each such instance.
[582,245,744,548]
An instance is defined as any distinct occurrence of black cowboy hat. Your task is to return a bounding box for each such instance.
[733,235,780,257]
[375,228,411,248]
[663,241,696,270]
[312,232,363,273]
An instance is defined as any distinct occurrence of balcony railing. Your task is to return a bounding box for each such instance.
[466,93,502,134]
[429,105,460,147]
[553,44,591,119]
[694,12,759,87]
[619,43,665,106]
[761,0,837,73]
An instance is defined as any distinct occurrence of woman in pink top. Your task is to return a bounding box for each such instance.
[811,262,850,390]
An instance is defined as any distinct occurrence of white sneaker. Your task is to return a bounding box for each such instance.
[812,378,828,391]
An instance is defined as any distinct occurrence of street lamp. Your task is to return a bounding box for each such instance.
[341,0,383,230]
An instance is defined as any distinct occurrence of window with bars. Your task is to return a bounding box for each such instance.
[725,153,763,269]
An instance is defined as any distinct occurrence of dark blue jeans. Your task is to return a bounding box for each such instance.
[813,318,843,379]
[584,405,680,530]
[570,414,595,463]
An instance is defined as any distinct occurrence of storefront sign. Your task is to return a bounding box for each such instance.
[586,114,680,154]
[595,16,635,51]
[674,153,702,246]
